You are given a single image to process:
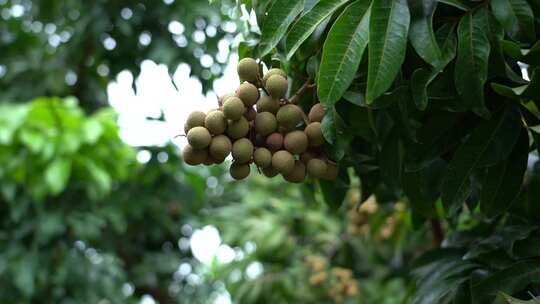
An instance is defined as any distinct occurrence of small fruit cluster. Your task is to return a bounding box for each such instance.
[182,57,338,182]
[305,255,359,302]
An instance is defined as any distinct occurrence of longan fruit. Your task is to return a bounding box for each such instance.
[218,93,235,107]
[182,145,208,166]
[276,104,303,130]
[227,116,250,139]
[308,103,325,122]
[271,150,295,175]
[265,74,288,99]
[187,126,211,149]
[232,138,254,163]
[205,110,227,135]
[263,68,287,86]
[254,147,272,168]
[305,122,324,146]
[307,158,327,178]
[209,135,232,160]
[255,112,277,136]
[283,160,306,183]
[237,57,259,82]
[230,163,250,180]
[185,111,206,133]
[266,132,283,152]
[256,95,280,114]
[236,82,259,107]
[244,106,257,121]
[322,163,339,180]
[300,151,316,164]
[223,96,245,120]
[262,166,279,178]
[284,130,308,154]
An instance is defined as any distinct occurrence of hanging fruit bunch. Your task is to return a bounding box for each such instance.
[182,57,338,182]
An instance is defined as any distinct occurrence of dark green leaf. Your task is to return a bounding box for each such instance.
[259,0,305,57]
[490,0,536,43]
[437,0,469,10]
[366,0,410,103]
[285,0,349,59]
[454,11,491,117]
[319,170,350,209]
[317,0,370,106]
[408,0,442,67]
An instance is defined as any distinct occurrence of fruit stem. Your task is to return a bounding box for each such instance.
[289,78,315,104]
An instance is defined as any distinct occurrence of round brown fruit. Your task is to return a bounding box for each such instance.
[236,82,259,107]
[308,103,325,122]
[265,74,288,99]
[185,111,206,133]
[230,163,250,180]
[253,147,272,168]
[256,95,280,114]
[276,104,303,130]
[244,106,257,121]
[182,145,208,166]
[262,68,287,86]
[284,130,308,154]
[266,132,283,152]
[209,135,232,160]
[232,138,253,164]
[322,162,339,180]
[205,110,227,135]
[237,57,259,82]
[218,93,235,107]
[307,159,327,178]
[262,166,279,178]
[300,151,316,164]
[227,117,249,139]
[283,161,306,183]
[255,112,277,136]
[223,96,245,120]
[305,122,325,147]
[271,150,295,175]
[187,126,211,149]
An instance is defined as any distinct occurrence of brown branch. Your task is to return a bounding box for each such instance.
[430,219,444,247]
[289,78,315,104]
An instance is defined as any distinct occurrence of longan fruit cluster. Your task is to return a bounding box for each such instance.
[304,255,359,302]
[182,57,339,182]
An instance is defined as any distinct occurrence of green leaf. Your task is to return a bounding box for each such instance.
[409,0,442,67]
[441,108,521,216]
[403,159,446,218]
[497,292,539,304]
[472,261,540,303]
[13,253,37,297]
[366,0,410,103]
[285,0,349,60]
[492,67,540,99]
[317,0,371,106]
[480,128,528,218]
[319,170,350,209]
[454,11,491,117]
[45,158,72,195]
[437,0,469,10]
[490,0,536,43]
[259,0,305,57]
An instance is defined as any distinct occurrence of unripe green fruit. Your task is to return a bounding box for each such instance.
[256,96,280,114]
[262,166,279,178]
[244,107,257,121]
[300,151,316,164]
[187,126,211,149]
[209,135,232,160]
[283,161,306,183]
[263,68,287,86]
[182,145,208,166]
[185,111,206,133]
[266,132,283,152]
[236,82,259,107]
[305,122,324,146]
[218,93,235,107]
[308,103,325,122]
[271,150,295,175]
[321,163,339,180]
[227,116,249,139]
[265,75,288,99]
[255,112,277,136]
[284,130,308,154]
[307,159,327,178]
[230,163,250,180]
[232,138,253,163]
[254,148,272,168]
[277,104,303,130]
[237,57,259,82]
[223,97,245,120]
[205,110,227,135]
